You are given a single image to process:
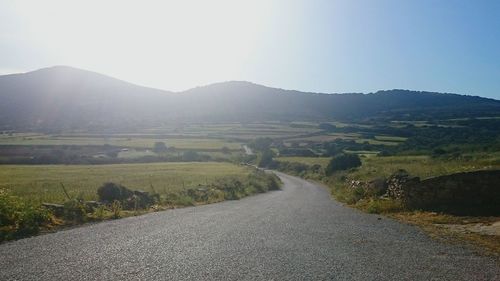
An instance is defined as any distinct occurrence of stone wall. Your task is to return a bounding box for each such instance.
[388,170,500,215]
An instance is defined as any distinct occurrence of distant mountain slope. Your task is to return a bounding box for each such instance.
[0,66,499,131]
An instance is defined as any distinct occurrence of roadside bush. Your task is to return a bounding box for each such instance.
[111,200,122,219]
[0,188,51,241]
[247,170,281,193]
[97,182,134,203]
[92,205,106,220]
[162,193,194,206]
[63,198,87,223]
[262,172,281,191]
[218,178,245,200]
[184,187,225,203]
[97,182,158,210]
[325,153,361,175]
[257,149,275,168]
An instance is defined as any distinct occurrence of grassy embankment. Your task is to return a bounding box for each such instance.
[276,154,500,255]
[0,162,281,241]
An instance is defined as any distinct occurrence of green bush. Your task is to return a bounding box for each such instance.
[257,149,275,168]
[152,141,168,153]
[0,188,51,241]
[111,200,122,219]
[63,199,87,223]
[162,192,194,206]
[97,182,134,203]
[92,205,106,220]
[182,150,201,161]
[326,154,362,175]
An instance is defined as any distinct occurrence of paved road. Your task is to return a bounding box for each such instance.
[1,172,499,280]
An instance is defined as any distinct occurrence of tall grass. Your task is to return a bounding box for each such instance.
[0,162,253,203]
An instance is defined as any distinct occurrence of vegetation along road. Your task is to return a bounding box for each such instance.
[0,172,498,280]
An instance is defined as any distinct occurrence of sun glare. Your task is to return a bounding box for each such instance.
[12,0,274,90]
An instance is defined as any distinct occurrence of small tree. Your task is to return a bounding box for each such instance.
[250,137,273,151]
[257,149,275,168]
[182,150,200,161]
[153,142,168,153]
[325,153,362,175]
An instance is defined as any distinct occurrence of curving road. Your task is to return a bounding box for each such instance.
[0,172,499,280]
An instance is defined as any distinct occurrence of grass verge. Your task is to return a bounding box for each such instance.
[0,163,281,242]
[327,173,500,257]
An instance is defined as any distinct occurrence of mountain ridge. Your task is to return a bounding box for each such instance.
[0,66,499,131]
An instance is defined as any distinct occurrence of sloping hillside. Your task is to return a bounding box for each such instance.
[1,66,499,131]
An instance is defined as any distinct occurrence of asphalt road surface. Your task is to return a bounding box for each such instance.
[1,172,499,280]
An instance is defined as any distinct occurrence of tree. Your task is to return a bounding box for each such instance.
[250,137,273,151]
[257,149,275,168]
[325,153,362,175]
[221,146,231,154]
[182,150,200,161]
[153,142,168,153]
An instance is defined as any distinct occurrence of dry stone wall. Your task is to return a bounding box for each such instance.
[387,170,500,215]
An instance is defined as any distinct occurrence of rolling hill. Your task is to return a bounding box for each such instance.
[0,66,499,131]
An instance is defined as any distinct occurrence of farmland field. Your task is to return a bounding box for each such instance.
[0,134,241,150]
[0,162,253,203]
[275,156,331,168]
[349,153,500,181]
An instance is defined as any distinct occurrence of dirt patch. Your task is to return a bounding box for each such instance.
[438,221,500,236]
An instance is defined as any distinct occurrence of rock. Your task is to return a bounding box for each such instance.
[42,203,64,217]
[365,178,388,197]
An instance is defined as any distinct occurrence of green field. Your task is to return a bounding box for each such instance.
[0,134,241,150]
[276,152,500,181]
[374,135,407,142]
[0,162,253,203]
[349,153,500,181]
[275,156,331,168]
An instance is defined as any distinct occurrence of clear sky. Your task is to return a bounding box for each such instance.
[1,0,499,98]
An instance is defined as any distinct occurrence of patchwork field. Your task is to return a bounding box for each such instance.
[0,134,241,151]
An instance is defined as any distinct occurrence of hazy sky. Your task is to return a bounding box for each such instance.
[1,0,499,98]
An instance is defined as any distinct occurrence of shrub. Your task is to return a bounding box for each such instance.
[111,200,122,219]
[182,151,200,161]
[93,205,106,220]
[123,191,158,210]
[249,137,273,151]
[257,149,275,168]
[263,172,281,191]
[0,188,51,241]
[325,153,362,175]
[153,142,168,153]
[97,182,157,210]
[63,198,87,223]
[97,182,134,203]
[219,178,245,200]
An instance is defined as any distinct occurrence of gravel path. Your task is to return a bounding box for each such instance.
[0,172,499,280]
